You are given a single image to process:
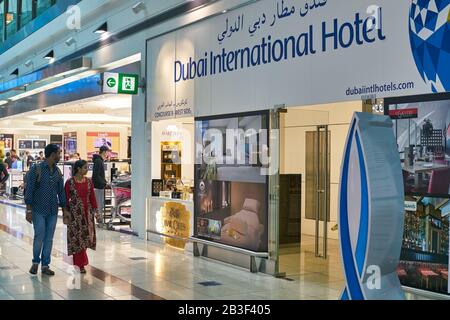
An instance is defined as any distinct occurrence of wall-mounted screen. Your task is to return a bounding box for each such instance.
[194,111,269,252]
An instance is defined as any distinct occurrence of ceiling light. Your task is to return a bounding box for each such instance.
[5,13,13,25]
[132,2,145,13]
[10,68,19,76]
[44,50,54,59]
[24,60,33,67]
[65,37,76,46]
[100,32,111,41]
[94,22,108,34]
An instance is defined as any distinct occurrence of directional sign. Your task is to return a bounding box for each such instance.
[103,72,138,94]
[106,77,116,88]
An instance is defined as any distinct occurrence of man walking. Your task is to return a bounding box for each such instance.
[4,152,12,169]
[92,146,109,224]
[25,144,67,276]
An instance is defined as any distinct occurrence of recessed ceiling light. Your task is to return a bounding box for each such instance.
[44,50,54,59]
[94,22,108,34]
[132,2,145,13]
[65,37,76,46]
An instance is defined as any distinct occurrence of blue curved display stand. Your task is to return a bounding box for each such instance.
[339,112,405,300]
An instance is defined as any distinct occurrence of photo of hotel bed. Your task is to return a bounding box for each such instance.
[195,180,268,252]
[195,112,269,252]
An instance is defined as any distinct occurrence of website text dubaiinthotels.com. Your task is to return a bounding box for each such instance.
[346,81,415,96]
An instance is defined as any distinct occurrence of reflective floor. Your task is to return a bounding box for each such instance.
[279,235,345,296]
[0,202,341,300]
[0,201,438,300]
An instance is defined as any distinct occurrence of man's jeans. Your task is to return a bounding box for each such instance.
[94,189,105,221]
[32,213,58,266]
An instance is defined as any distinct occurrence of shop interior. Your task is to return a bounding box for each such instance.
[150,117,195,196]
[277,101,363,286]
[0,94,132,231]
[148,117,195,250]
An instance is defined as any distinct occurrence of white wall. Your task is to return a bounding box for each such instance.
[131,74,150,239]
[281,101,363,240]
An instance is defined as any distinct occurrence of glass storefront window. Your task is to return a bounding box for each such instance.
[20,0,33,29]
[5,0,17,40]
[36,0,56,16]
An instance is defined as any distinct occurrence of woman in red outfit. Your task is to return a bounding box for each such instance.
[64,160,99,273]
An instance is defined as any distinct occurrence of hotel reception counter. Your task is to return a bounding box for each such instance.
[147,196,194,252]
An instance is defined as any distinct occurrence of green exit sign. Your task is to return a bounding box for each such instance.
[103,72,139,95]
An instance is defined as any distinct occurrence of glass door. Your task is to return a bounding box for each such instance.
[278,108,335,277]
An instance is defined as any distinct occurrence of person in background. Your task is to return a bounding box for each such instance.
[92,146,109,224]
[25,144,68,276]
[4,152,12,169]
[6,149,20,169]
[25,151,35,169]
[11,149,20,162]
[69,153,81,161]
[37,151,45,161]
[64,160,99,274]
[0,158,9,188]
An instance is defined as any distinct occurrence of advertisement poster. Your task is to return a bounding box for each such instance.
[50,135,63,150]
[0,134,13,151]
[33,140,47,150]
[194,112,269,252]
[64,132,78,161]
[386,96,450,197]
[18,140,32,149]
[398,196,449,295]
[0,141,5,160]
[86,132,120,160]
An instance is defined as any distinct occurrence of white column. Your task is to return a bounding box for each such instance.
[131,74,151,239]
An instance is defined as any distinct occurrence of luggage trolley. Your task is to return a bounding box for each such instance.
[106,174,132,230]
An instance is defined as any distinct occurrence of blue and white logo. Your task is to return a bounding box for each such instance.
[409,0,450,92]
[339,113,405,300]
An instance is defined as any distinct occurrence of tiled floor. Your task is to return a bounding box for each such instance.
[278,235,345,298]
[0,202,441,300]
[0,202,341,300]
